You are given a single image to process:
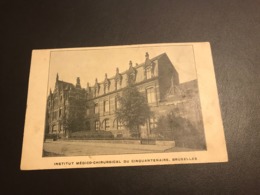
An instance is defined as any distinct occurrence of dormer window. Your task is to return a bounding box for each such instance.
[146,67,152,79]
[128,72,136,82]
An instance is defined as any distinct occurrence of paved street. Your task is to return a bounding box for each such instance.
[43,140,178,156]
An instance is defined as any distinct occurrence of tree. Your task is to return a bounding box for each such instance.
[116,83,151,137]
[156,110,206,149]
[62,95,86,138]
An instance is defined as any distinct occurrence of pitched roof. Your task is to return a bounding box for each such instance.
[90,53,167,86]
[56,80,74,90]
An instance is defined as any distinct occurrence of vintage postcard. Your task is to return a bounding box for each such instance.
[21,42,228,170]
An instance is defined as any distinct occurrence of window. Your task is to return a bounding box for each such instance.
[59,109,62,117]
[146,67,152,79]
[149,117,158,130]
[115,81,121,90]
[129,73,135,82]
[117,119,123,130]
[95,121,100,130]
[104,119,110,130]
[52,125,58,133]
[104,100,109,112]
[94,103,99,114]
[146,88,156,103]
[105,88,109,94]
[115,98,120,110]
[86,108,90,116]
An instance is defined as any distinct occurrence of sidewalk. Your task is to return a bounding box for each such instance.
[43,140,175,156]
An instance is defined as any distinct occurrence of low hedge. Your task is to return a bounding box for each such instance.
[45,134,59,140]
[70,130,114,139]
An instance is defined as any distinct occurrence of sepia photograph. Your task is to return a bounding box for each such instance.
[43,45,206,157]
[21,43,228,170]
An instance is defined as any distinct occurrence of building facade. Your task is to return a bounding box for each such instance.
[45,52,204,140]
[45,74,86,137]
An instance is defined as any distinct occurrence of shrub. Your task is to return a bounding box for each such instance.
[45,134,59,141]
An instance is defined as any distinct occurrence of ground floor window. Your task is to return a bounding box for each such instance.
[104,119,110,130]
[52,125,58,133]
[117,119,123,130]
[95,121,100,130]
[149,117,157,131]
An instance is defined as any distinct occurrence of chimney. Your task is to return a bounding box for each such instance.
[76,77,81,88]
[145,52,149,59]
[129,60,133,68]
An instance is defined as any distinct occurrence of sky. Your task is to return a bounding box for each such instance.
[48,45,197,92]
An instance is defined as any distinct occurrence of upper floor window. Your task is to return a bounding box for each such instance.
[104,100,109,113]
[115,81,122,90]
[128,73,136,83]
[115,97,120,110]
[86,108,90,116]
[59,109,62,117]
[94,103,99,114]
[146,87,156,103]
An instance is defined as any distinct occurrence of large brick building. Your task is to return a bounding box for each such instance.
[45,52,204,140]
[45,74,86,136]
